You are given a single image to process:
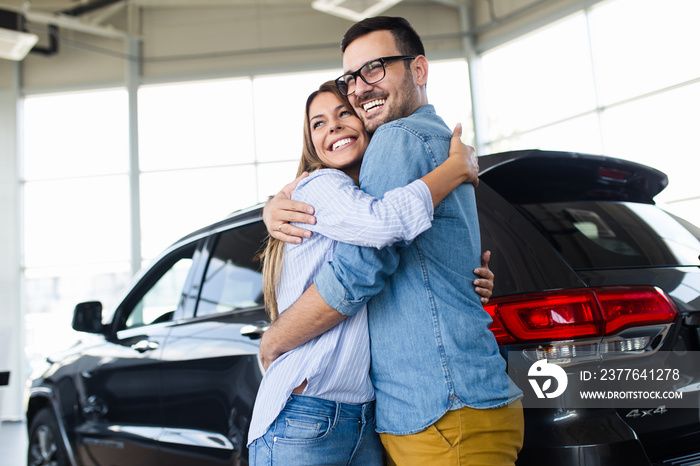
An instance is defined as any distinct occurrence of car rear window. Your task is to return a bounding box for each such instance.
[517,201,700,269]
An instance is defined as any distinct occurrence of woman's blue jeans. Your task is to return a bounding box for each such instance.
[249,394,384,466]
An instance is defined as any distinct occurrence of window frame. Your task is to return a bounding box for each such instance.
[109,238,207,335]
[193,220,268,319]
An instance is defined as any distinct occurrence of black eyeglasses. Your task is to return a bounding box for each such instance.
[335,55,415,96]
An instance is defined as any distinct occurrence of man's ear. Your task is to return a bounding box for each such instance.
[413,55,429,86]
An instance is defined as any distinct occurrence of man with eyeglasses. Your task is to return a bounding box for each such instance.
[260,16,523,465]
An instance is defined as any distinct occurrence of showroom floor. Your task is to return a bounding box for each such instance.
[0,421,27,466]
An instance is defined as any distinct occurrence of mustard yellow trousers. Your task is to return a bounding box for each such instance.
[380,399,524,466]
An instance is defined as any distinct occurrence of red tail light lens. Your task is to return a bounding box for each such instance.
[596,287,678,335]
[485,287,677,344]
[486,290,601,344]
[598,166,632,182]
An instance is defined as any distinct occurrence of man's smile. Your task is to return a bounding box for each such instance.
[360,98,386,114]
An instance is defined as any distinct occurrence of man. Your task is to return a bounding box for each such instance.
[261,16,523,465]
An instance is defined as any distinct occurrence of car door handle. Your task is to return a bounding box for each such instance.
[131,339,159,353]
[240,323,270,340]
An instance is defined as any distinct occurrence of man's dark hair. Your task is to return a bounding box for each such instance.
[340,16,426,58]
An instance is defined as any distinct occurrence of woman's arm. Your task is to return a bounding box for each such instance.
[420,123,478,208]
[291,168,433,249]
[263,125,478,243]
[291,125,478,249]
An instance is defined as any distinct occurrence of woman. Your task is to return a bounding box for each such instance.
[248,81,488,465]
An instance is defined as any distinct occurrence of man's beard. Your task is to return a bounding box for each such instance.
[363,70,420,134]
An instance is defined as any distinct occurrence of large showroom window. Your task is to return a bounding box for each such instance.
[481,0,700,226]
[252,69,340,203]
[589,0,700,226]
[138,78,259,260]
[22,89,132,360]
[481,12,599,153]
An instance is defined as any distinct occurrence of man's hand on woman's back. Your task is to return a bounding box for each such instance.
[263,172,316,243]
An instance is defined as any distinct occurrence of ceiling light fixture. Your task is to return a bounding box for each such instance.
[311,0,404,22]
[0,9,39,61]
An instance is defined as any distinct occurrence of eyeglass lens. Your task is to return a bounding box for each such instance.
[341,60,385,95]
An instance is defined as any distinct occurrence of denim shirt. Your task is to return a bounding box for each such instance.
[314,105,522,435]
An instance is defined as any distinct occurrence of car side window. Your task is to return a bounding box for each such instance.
[125,258,193,329]
[196,222,267,317]
[117,243,199,331]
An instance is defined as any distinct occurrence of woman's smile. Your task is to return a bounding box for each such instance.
[309,92,369,181]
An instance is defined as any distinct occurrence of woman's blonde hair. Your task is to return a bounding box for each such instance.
[261,81,361,321]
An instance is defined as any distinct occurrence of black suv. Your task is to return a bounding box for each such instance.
[27,150,700,466]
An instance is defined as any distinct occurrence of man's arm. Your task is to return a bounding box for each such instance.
[259,284,344,371]
[259,250,496,370]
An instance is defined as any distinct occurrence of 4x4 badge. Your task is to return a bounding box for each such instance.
[626,406,668,418]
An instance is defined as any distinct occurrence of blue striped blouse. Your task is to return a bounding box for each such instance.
[247,168,434,445]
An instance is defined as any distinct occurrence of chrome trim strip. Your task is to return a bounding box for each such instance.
[159,427,234,450]
[103,425,234,451]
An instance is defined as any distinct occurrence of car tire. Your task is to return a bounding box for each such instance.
[27,408,70,466]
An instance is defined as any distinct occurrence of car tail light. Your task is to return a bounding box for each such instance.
[486,291,602,344]
[595,288,677,335]
[598,166,632,183]
[485,287,678,346]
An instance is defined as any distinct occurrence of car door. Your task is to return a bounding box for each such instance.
[158,220,268,466]
[74,239,205,466]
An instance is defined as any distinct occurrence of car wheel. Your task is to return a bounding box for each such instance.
[27,408,70,466]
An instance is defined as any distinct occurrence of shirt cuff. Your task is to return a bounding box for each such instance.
[408,179,434,221]
[314,263,366,317]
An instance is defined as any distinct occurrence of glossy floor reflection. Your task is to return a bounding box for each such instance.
[0,421,27,466]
